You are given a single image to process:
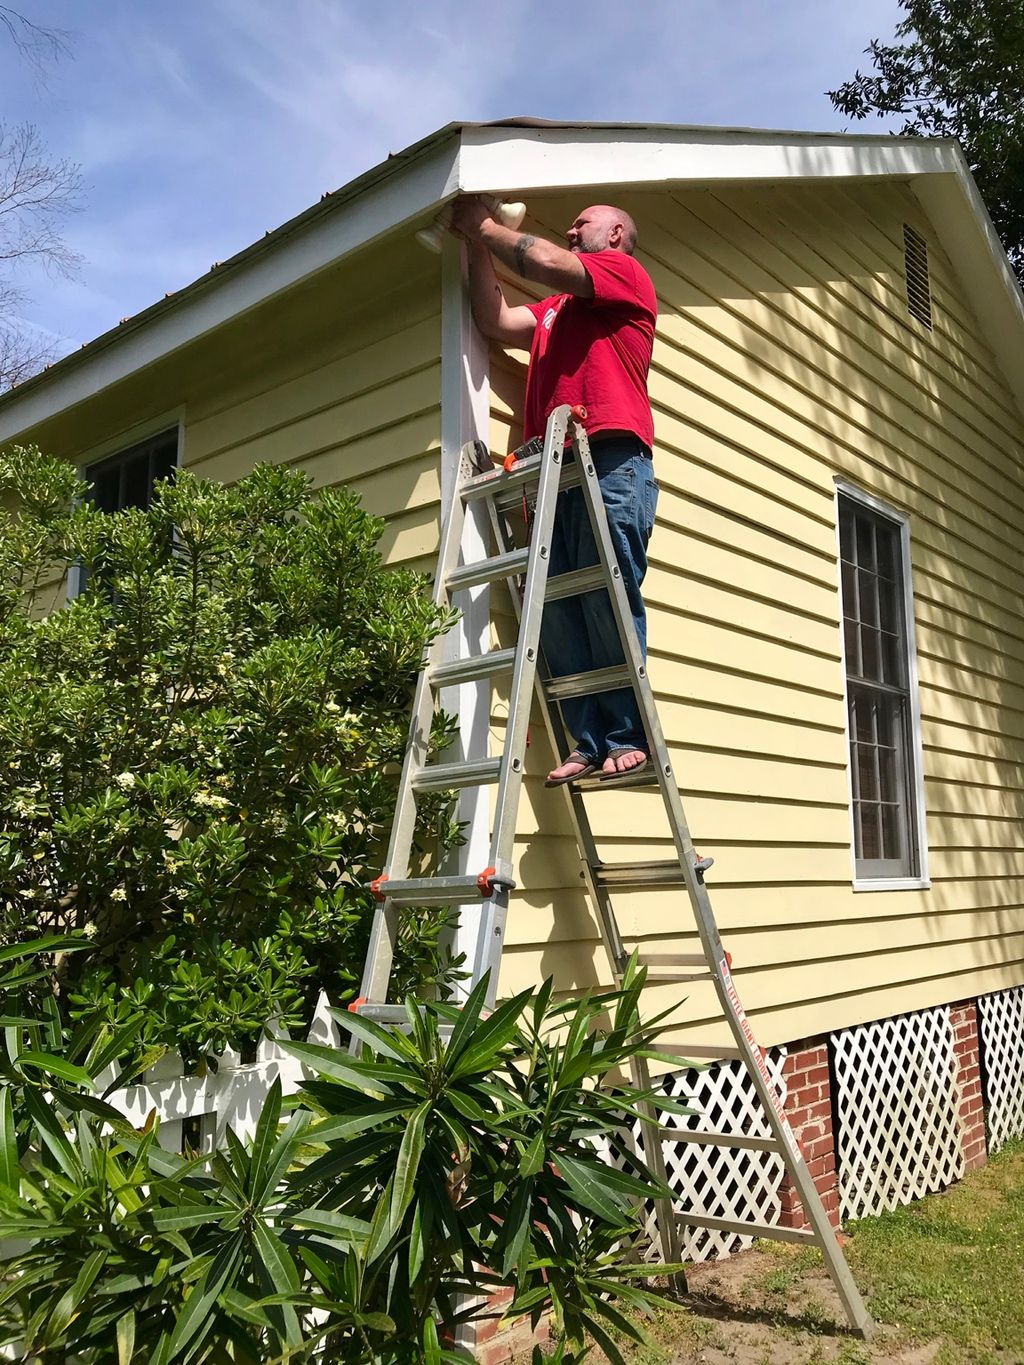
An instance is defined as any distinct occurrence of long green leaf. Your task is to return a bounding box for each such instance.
[334,1007,414,1063]
[0,1089,16,1193]
[282,1041,399,1094]
[284,1208,371,1242]
[247,1078,283,1195]
[17,1051,94,1088]
[117,1310,136,1365]
[305,1100,410,1145]
[46,1248,106,1341]
[554,1150,630,1224]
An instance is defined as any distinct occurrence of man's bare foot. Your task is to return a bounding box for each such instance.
[601,748,648,777]
[545,751,598,787]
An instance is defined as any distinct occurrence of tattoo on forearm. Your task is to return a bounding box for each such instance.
[513,235,536,278]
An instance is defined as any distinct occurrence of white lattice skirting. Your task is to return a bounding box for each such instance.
[978,986,1024,1153]
[605,1051,787,1262]
[832,1005,964,1221]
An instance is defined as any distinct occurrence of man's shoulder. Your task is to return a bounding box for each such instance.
[580,250,656,313]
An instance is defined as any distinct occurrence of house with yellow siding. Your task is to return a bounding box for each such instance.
[3,119,1023,1242]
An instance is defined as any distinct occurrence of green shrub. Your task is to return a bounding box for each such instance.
[0,955,687,1363]
[0,447,461,1061]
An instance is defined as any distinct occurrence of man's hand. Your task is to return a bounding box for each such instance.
[448,195,494,242]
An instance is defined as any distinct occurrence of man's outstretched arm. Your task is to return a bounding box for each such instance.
[450,197,594,344]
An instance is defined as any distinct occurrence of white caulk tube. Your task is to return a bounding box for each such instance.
[415,197,527,253]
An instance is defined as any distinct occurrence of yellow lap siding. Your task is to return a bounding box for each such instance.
[491,184,1024,1046]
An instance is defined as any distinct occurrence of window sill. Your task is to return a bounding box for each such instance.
[853,877,931,893]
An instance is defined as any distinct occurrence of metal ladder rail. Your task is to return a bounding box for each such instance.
[479,424,685,1273]
[533,437,874,1339]
[356,407,572,1014]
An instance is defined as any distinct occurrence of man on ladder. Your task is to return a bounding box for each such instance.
[449,197,659,786]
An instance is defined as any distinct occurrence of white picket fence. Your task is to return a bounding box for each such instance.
[98,990,342,1151]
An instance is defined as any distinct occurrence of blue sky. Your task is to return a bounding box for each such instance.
[4,0,906,360]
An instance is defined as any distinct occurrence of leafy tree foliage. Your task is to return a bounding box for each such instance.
[0,448,460,1061]
[829,0,1024,278]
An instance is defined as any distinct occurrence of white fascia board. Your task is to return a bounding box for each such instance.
[910,159,1024,416]
[0,139,460,444]
[456,124,964,194]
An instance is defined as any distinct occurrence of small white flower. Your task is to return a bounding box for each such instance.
[83,922,98,938]
[110,887,127,902]
[114,773,136,790]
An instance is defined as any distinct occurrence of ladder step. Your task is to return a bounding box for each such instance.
[636,952,715,985]
[368,874,501,907]
[643,970,715,984]
[660,1045,744,1062]
[595,860,687,888]
[656,1127,783,1152]
[545,565,607,601]
[573,768,659,791]
[674,1212,816,1245]
[430,648,517,689]
[411,757,502,793]
[544,664,632,701]
[447,547,530,592]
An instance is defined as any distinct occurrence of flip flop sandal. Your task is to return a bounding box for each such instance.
[598,754,650,783]
[545,751,598,787]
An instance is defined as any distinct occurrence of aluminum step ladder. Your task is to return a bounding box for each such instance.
[354,404,874,1340]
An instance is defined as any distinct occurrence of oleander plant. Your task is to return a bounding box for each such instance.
[0,945,686,1363]
[0,447,461,1063]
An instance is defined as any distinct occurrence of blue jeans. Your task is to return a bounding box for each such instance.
[540,435,659,763]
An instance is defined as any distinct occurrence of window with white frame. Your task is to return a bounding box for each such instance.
[838,488,925,883]
[85,427,178,513]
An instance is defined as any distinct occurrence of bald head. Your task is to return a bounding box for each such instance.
[567,204,638,256]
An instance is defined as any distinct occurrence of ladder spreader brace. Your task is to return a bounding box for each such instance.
[354,405,875,1340]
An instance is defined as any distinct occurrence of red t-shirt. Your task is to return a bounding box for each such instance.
[523,250,657,446]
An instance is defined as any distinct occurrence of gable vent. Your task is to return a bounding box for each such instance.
[903,224,933,330]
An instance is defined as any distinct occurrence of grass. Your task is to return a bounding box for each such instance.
[845,1137,1024,1363]
[585,1138,1024,1365]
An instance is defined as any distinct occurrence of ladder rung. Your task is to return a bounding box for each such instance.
[350,1003,414,1024]
[595,860,687,888]
[544,565,607,601]
[674,1212,816,1244]
[412,757,502,792]
[368,875,500,907]
[544,664,631,701]
[656,1127,783,1152]
[447,547,530,592]
[637,952,712,969]
[494,462,584,513]
[643,970,715,984]
[573,768,659,791]
[430,648,517,689]
[638,950,715,982]
[659,1045,744,1062]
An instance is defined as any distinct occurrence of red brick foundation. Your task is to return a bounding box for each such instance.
[777,1039,841,1230]
[950,1000,988,1173]
[471,1284,552,1365]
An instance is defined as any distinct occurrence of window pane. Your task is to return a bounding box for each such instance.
[860,804,881,859]
[880,803,901,861]
[858,567,879,626]
[90,467,120,514]
[855,516,875,572]
[852,690,875,745]
[879,577,900,633]
[877,526,898,582]
[860,625,880,681]
[841,561,858,620]
[856,743,879,802]
[881,630,903,687]
[844,617,860,674]
[122,452,150,510]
